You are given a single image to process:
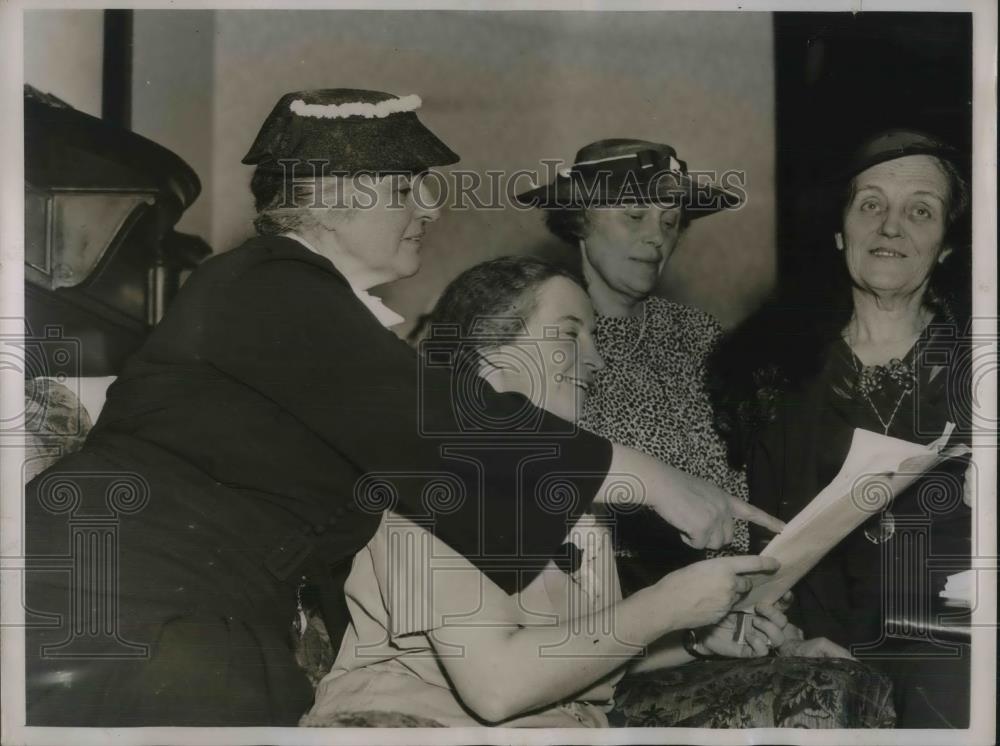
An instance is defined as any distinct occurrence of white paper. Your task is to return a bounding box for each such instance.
[740,427,970,611]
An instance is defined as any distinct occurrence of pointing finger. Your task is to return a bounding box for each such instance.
[733,501,786,534]
[717,554,781,575]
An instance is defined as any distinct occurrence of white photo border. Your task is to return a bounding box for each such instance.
[1,1,995,745]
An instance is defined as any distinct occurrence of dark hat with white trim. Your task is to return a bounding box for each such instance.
[242,89,460,176]
[514,138,742,218]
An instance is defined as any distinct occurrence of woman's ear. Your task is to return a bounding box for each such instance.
[834,232,844,251]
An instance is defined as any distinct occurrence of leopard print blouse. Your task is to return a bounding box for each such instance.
[581,296,749,554]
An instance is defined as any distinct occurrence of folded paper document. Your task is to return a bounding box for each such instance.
[741,425,970,611]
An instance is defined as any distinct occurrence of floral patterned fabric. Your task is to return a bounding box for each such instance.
[611,656,896,729]
[301,710,444,728]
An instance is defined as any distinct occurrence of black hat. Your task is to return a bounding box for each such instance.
[837,129,964,184]
[514,138,742,218]
[242,89,460,176]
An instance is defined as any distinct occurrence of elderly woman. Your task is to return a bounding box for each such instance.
[713,129,973,728]
[302,256,786,728]
[24,90,778,726]
[516,139,752,590]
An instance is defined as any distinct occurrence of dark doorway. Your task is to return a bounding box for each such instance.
[773,12,973,288]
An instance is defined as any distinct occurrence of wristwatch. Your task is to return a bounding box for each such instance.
[683,629,716,660]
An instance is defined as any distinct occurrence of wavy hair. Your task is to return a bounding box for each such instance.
[411,256,585,372]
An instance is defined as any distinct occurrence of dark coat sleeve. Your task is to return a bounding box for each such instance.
[203,246,613,592]
[745,391,857,646]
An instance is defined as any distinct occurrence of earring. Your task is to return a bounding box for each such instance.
[834,233,844,251]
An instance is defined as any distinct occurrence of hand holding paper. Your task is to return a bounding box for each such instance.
[738,426,970,612]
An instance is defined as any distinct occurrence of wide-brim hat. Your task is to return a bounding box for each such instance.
[513,138,743,218]
[242,88,460,176]
[835,129,965,184]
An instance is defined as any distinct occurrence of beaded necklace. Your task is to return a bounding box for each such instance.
[848,354,916,435]
[843,322,923,435]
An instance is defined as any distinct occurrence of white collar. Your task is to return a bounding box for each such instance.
[351,287,406,328]
[282,232,406,329]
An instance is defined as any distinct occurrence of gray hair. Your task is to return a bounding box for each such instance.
[250,169,338,236]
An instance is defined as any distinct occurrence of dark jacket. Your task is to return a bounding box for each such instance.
[746,330,971,649]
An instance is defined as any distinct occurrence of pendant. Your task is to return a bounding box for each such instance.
[864,509,896,544]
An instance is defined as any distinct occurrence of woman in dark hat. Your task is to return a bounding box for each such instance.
[24,90,780,726]
[517,138,753,591]
[712,129,973,727]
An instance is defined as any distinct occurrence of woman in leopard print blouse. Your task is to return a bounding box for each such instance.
[518,138,750,595]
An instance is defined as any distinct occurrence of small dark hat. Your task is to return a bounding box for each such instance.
[514,138,742,218]
[242,89,460,176]
[837,129,964,183]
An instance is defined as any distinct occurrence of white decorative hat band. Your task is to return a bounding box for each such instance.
[558,151,686,180]
[289,94,423,120]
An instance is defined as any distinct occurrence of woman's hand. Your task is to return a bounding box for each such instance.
[652,555,780,631]
[660,469,786,550]
[778,636,855,659]
[697,600,792,658]
[772,590,794,612]
[697,613,770,658]
[604,445,785,550]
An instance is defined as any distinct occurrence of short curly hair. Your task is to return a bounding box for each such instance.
[543,207,591,247]
[250,167,359,237]
[249,168,314,236]
[413,256,584,366]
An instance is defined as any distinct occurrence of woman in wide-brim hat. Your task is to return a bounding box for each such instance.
[24,92,779,726]
[517,138,753,587]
